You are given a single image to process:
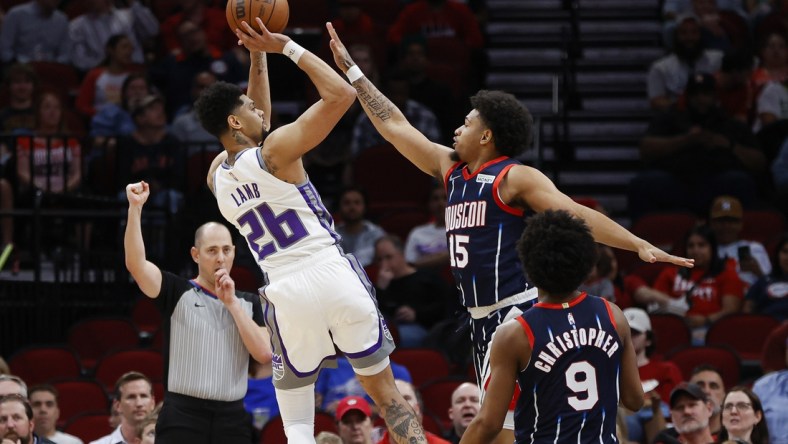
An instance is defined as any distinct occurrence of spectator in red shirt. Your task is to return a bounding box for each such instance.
[159,0,235,56]
[653,225,745,331]
[387,0,483,49]
[75,34,140,117]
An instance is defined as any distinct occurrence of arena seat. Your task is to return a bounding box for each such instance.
[741,210,785,245]
[51,379,109,428]
[68,317,140,370]
[390,348,450,387]
[9,345,82,385]
[648,314,692,360]
[94,349,163,392]
[665,345,741,389]
[63,411,112,443]
[706,314,780,363]
[419,376,467,433]
[131,297,162,337]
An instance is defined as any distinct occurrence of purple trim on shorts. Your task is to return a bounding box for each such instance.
[297,182,340,243]
[339,253,384,359]
[262,286,340,378]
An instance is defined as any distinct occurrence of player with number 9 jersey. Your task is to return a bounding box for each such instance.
[514,293,622,443]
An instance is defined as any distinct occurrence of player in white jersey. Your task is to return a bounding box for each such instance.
[194,19,427,444]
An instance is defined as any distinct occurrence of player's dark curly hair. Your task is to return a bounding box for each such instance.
[470,90,533,157]
[194,81,244,139]
[517,210,597,295]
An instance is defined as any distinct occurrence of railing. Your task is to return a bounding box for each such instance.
[0,134,224,356]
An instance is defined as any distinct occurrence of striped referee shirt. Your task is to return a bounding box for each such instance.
[155,271,265,401]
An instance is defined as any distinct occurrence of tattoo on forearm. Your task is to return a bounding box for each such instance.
[382,399,426,444]
[255,53,264,75]
[354,78,393,122]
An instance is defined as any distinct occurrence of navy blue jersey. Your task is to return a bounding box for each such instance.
[514,293,621,444]
[443,156,529,307]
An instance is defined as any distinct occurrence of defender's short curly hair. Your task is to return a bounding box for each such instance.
[517,210,597,295]
[194,81,244,139]
[470,90,533,157]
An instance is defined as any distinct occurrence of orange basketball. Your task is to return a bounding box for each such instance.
[226,0,289,34]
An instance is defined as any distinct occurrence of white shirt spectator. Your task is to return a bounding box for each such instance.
[68,2,158,71]
[404,222,447,264]
[647,50,723,103]
[755,81,788,132]
[49,430,84,444]
[0,1,71,64]
[89,425,128,444]
[717,240,772,286]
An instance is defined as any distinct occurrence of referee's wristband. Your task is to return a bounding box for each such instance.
[282,40,305,64]
[345,65,364,83]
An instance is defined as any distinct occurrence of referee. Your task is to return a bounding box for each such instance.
[124,181,271,444]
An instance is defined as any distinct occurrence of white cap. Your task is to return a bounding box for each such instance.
[623,308,651,333]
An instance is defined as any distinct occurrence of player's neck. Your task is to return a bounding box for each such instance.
[537,289,582,304]
[464,150,501,174]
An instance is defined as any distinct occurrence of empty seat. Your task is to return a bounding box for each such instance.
[390,348,450,387]
[631,212,698,252]
[649,314,692,360]
[665,345,741,389]
[419,377,467,432]
[131,297,162,337]
[378,209,429,241]
[63,411,112,444]
[9,346,82,385]
[68,317,140,370]
[741,210,785,245]
[706,314,781,363]
[94,350,163,392]
[51,379,109,428]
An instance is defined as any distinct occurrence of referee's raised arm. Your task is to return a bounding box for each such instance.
[124,181,162,298]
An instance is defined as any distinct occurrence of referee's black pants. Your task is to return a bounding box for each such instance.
[156,392,253,444]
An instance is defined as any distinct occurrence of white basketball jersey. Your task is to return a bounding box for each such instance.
[214,148,340,271]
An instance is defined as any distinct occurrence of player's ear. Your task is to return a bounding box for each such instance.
[480,130,492,144]
[227,114,242,130]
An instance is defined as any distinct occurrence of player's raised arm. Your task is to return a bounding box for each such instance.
[502,165,695,269]
[246,50,272,132]
[326,22,455,180]
[236,19,355,164]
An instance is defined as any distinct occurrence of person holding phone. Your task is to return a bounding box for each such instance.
[708,195,772,287]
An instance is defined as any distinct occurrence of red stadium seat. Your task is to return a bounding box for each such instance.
[665,345,741,389]
[352,144,434,216]
[741,210,785,244]
[63,411,112,444]
[762,322,788,373]
[649,314,692,360]
[28,62,81,99]
[378,209,429,241]
[230,264,262,294]
[94,350,163,392]
[131,297,162,336]
[419,377,466,432]
[260,415,287,444]
[68,317,140,370]
[391,349,450,387]
[9,345,82,385]
[705,314,781,363]
[632,212,698,253]
[51,379,109,428]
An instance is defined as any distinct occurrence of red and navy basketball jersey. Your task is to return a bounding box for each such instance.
[514,293,622,444]
[443,156,529,308]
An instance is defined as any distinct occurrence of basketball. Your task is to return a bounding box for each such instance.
[226,0,290,34]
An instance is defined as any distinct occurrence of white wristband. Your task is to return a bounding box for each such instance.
[345,65,364,83]
[282,40,305,64]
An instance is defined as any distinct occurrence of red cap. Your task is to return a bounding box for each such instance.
[335,396,372,421]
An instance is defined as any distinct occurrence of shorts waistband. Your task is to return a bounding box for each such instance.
[467,287,538,319]
[165,391,244,408]
[264,246,342,280]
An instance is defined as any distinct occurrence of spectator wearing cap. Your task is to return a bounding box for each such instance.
[623,308,684,444]
[335,396,374,444]
[709,195,772,287]
[648,13,723,111]
[653,382,716,444]
[631,72,765,221]
[753,340,788,443]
